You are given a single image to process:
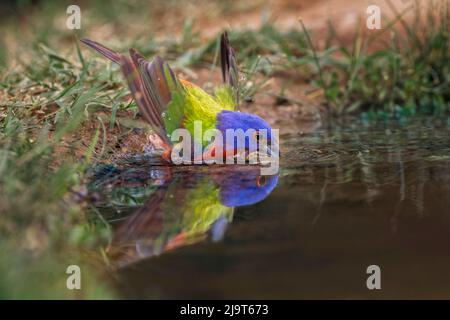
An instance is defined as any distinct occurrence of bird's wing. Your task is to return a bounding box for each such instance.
[80,39,122,64]
[128,49,190,141]
[80,38,232,143]
[81,39,186,147]
[129,49,180,116]
[120,55,171,146]
[220,31,239,108]
[109,186,169,266]
[181,179,234,235]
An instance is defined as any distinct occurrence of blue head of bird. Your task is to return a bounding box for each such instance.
[216,110,276,157]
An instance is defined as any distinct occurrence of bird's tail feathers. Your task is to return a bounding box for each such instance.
[81,39,173,148]
[80,38,122,64]
[120,55,171,147]
[220,31,240,106]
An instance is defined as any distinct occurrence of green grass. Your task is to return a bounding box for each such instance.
[219,1,450,118]
[0,5,125,297]
[0,81,115,298]
[310,0,450,118]
[160,1,449,118]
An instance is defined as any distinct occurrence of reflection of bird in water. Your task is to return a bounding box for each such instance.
[90,164,278,267]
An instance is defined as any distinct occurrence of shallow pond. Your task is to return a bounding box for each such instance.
[90,118,450,299]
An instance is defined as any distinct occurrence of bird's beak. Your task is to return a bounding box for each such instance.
[259,140,280,162]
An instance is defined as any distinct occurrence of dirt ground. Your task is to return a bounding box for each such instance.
[109,0,415,42]
[75,0,438,156]
[1,0,437,157]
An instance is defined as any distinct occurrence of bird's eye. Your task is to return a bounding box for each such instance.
[254,131,260,142]
[256,176,267,187]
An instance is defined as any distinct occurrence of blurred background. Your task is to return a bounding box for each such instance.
[0,0,449,299]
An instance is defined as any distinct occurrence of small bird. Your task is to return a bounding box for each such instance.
[81,32,274,163]
[90,164,278,266]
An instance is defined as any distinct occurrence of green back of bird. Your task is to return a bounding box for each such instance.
[164,82,236,147]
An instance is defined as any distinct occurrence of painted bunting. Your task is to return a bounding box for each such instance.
[90,164,278,266]
[81,32,275,163]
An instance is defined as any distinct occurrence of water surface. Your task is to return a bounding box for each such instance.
[91,119,450,299]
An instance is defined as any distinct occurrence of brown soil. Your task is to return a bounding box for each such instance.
[4,0,435,160]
